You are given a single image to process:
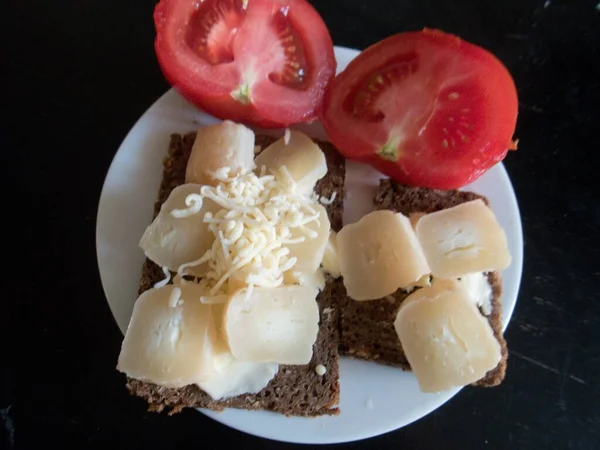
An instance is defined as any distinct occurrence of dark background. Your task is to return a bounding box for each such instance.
[6,0,600,448]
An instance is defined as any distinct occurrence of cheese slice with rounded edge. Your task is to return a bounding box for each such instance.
[117,285,220,388]
[321,230,341,278]
[253,130,327,193]
[185,121,255,186]
[402,274,432,293]
[337,210,431,301]
[139,184,218,277]
[226,271,248,295]
[224,285,320,365]
[195,301,279,400]
[394,280,502,393]
[198,359,279,400]
[287,204,330,274]
[284,268,326,291]
[415,199,511,278]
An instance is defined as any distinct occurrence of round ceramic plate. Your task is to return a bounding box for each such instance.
[96,46,523,444]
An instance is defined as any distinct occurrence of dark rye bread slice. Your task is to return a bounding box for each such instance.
[126,132,346,416]
[339,179,508,387]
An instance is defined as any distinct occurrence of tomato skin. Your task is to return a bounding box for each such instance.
[176,89,284,129]
[321,29,518,189]
[154,0,336,128]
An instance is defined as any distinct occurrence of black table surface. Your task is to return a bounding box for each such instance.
[7,0,600,448]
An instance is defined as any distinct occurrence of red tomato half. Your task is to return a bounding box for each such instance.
[321,29,518,189]
[154,0,336,128]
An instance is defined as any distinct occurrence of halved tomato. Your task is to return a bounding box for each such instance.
[321,29,518,189]
[154,0,336,128]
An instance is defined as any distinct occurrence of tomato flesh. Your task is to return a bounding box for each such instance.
[267,10,310,89]
[321,29,518,189]
[185,0,245,65]
[154,0,335,128]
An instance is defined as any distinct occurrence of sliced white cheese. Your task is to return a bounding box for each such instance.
[139,184,218,276]
[409,212,425,230]
[394,280,502,393]
[284,268,326,291]
[337,210,431,301]
[226,271,248,295]
[402,274,432,293]
[224,286,320,365]
[287,204,331,274]
[185,121,255,186]
[415,199,511,278]
[197,299,279,400]
[198,359,278,400]
[254,130,327,193]
[117,285,219,388]
[321,230,341,278]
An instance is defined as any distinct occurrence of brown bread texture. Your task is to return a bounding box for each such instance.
[126,133,345,416]
[338,179,508,387]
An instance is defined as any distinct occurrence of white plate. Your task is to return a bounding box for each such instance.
[96,46,523,444]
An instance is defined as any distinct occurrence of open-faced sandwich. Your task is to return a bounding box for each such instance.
[119,125,345,416]
[115,0,519,417]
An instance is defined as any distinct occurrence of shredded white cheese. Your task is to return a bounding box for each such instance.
[174,166,322,295]
[177,253,212,276]
[319,191,337,205]
[170,193,203,218]
[168,287,182,308]
[154,266,171,289]
[315,364,327,376]
[172,273,196,285]
[283,128,291,145]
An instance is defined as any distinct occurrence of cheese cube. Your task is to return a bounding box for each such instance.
[337,210,431,300]
[394,280,502,392]
[415,199,511,278]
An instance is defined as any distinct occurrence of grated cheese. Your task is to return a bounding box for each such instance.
[168,287,182,308]
[170,194,203,218]
[319,191,337,206]
[154,266,171,289]
[174,166,323,295]
[315,364,327,376]
[172,273,197,285]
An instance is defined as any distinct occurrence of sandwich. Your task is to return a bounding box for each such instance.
[117,122,511,415]
[339,180,508,388]
[120,127,345,416]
